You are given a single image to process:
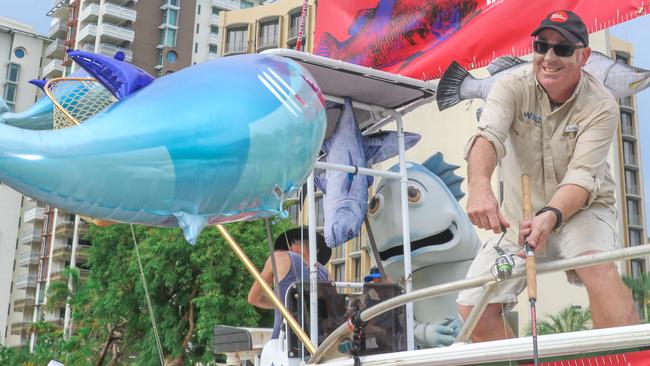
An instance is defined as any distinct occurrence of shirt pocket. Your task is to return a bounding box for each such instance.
[552,124,579,182]
[509,115,542,167]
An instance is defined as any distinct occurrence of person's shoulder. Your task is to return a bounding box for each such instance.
[494,64,534,92]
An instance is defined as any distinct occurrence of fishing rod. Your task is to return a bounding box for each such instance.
[521,174,539,366]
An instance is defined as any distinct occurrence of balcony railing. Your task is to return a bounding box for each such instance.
[212,0,240,10]
[19,228,42,246]
[210,14,220,24]
[18,250,40,267]
[102,3,137,22]
[45,39,65,58]
[257,38,278,50]
[13,293,36,311]
[225,42,248,55]
[10,321,32,334]
[23,207,45,223]
[99,23,135,43]
[43,59,64,78]
[79,3,99,21]
[99,43,133,61]
[78,24,98,42]
[209,33,220,45]
[15,274,38,289]
[48,18,67,38]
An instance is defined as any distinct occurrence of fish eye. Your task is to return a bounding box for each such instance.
[407,186,421,203]
[368,194,383,216]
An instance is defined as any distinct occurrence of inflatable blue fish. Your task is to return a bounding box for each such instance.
[0,53,327,243]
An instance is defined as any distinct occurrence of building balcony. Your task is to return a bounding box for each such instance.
[13,293,36,311]
[18,250,40,267]
[19,228,42,246]
[207,52,219,59]
[256,39,278,52]
[160,0,180,10]
[48,18,67,38]
[224,43,248,56]
[99,43,133,61]
[209,33,220,45]
[44,39,66,59]
[210,14,220,24]
[79,3,100,22]
[23,206,46,224]
[44,317,64,328]
[78,24,98,42]
[99,23,135,43]
[10,321,32,335]
[55,220,88,238]
[212,0,240,10]
[43,59,65,78]
[15,274,38,289]
[79,42,95,52]
[48,0,72,18]
[102,3,137,23]
[50,267,90,282]
[159,22,179,30]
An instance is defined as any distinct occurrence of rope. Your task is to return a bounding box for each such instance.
[130,224,165,366]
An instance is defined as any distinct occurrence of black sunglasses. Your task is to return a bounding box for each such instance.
[533,40,584,57]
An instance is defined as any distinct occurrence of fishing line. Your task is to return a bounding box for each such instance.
[130,224,165,366]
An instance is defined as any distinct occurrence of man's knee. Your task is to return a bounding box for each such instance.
[458,303,508,335]
[574,262,622,290]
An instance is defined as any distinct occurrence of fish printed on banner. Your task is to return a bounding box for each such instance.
[315,0,480,70]
[436,51,650,111]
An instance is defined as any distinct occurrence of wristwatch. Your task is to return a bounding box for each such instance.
[535,206,563,231]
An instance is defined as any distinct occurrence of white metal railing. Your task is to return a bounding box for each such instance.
[79,43,95,52]
[45,39,64,57]
[210,14,220,24]
[15,274,38,289]
[78,24,98,41]
[102,3,136,22]
[19,229,41,245]
[99,23,135,42]
[79,3,99,21]
[48,18,66,38]
[23,207,45,223]
[99,43,133,61]
[209,33,220,45]
[207,52,219,59]
[18,251,40,266]
[212,0,240,10]
[225,42,247,54]
[42,59,64,78]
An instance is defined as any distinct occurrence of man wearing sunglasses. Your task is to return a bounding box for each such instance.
[457,10,639,342]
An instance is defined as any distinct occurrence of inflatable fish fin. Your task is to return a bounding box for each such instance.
[436,61,471,111]
[29,79,47,91]
[349,8,375,35]
[422,152,465,201]
[475,106,483,122]
[315,33,341,59]
[314,176,327,194]
[68,50,154,99]
[363,131,421,165]
[486,55,526,75]
[173,212,208,245]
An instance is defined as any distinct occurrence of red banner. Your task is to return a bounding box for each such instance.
[313,0,650,80]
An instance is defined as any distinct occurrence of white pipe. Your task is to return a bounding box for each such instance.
[331,282,365,289]
[314,161,401,180]
[307,172,319,347]
[387,109,414,351]
[323,95,384,113]
[63,214,80,340]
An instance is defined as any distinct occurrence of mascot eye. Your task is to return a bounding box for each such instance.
[368,194,383,215]
[407,186,421,203]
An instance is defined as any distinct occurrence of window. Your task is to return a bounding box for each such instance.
[212,6,220,15]
[625,168,639,195]
[258,20,279,49]
[240,0,253,8]
[629,228,643,246]
[627,198,641,226]
[3,63,19,111]
[353,257,361,282]
[166,50,178,64]
[226,26,248,54]
[623,140,637,166]
[334,263,345,282]
[631,258,645,278]
[197,4,201,14]
[333,243,345,259]
[168,0,179,6]
[194,42,198,53]
[14,47,26,59]
[196,23,199,34]
[289,11,302,38]
[208,44,218,54]
[59,307,65,319]
[210,25,219,34]
[161,28,177,47]
[621,111,634,136]
[158,50,164,66]
[165,9,178,26]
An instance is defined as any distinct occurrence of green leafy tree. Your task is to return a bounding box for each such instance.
[622,273,650,322]
[527,306,592,335]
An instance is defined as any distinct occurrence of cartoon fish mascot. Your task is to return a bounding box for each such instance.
[367,153,480,348]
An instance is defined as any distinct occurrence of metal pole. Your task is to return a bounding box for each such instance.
[363,215,387,280]
[215,224,316,354]
[63,214,80,340]
[387,109,414,351]
[314,161,401,180]
[307,172,319,347]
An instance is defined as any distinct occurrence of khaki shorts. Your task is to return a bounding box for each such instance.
[457,204,618,310]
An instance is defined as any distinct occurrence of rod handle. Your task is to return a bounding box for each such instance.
[521,175,537,300]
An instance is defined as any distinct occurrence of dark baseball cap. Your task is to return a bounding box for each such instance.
[531,10,589,46]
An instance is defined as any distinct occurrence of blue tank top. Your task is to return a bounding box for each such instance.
[272,251,329,339]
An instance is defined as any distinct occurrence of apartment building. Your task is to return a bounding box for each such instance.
[0,17,50,346]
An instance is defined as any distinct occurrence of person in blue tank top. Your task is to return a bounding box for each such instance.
[247,227,332,339]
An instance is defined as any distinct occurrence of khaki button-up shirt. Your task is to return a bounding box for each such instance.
[464,65,618,242]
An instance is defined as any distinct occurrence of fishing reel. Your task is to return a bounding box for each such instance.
[492,245,515,281]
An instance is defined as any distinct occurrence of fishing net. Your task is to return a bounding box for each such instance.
[44,77,116,129]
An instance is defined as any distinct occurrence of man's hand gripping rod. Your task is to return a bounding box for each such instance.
[522,174,539,366]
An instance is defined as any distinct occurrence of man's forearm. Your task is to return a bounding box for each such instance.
[548,184,590,223]
[468,137,498,191]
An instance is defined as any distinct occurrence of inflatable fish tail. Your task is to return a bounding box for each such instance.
[436,61,470,111]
